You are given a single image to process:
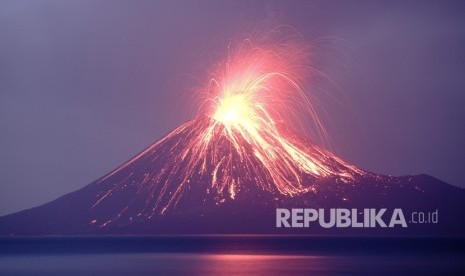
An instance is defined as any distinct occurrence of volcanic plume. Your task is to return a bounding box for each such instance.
[0,35,464,235]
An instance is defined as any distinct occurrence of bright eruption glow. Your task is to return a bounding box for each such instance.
[193,37,364,197]
[93,34,364,223]
[213,94,255,127]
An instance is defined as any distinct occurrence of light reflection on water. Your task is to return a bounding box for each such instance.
[0,253,463,276]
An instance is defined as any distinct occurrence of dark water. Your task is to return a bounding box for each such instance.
[1,236,464,275]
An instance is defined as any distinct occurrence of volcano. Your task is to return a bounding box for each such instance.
[1,38,464,236]
[0,116,464,236]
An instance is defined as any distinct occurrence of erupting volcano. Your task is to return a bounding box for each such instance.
[91,39,364,224]
[0,35,464,235]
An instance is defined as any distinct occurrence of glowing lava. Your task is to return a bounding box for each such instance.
[93,36,364,224]
[213,94,254,127]
[197,38,363,196]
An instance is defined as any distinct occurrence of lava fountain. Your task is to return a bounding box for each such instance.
[93,35,364,221]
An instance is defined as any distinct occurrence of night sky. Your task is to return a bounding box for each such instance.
[1,0,464,216]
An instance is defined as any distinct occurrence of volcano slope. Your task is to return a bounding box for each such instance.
[0,117,464,235]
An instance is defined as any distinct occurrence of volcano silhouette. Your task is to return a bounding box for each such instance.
[0,116,464,235]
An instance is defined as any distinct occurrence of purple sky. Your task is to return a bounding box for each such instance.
[1,0,464,216]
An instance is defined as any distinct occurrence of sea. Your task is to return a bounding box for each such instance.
[0,236,464,275]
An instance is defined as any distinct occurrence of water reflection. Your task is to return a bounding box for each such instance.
[178,254,324,276]
[1,252,462,276]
